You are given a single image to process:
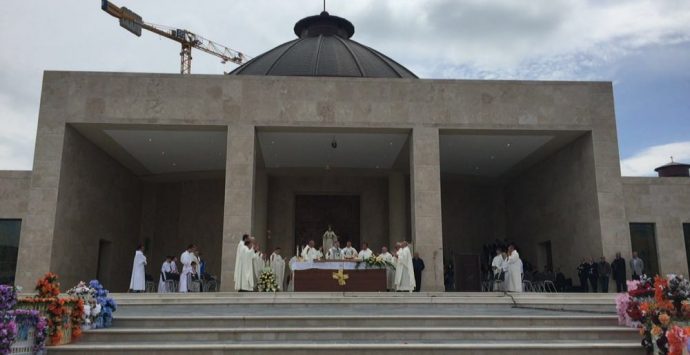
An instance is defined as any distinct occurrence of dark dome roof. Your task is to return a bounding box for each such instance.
[229,11,417,78]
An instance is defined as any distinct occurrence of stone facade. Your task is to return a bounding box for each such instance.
[0,171,31,220]
[0,71,685,292]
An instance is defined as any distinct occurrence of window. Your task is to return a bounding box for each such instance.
[0,219,22,285]
[629,223,659,277]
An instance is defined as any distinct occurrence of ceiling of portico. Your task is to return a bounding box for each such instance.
[71,124,227,180]
[439,131,585,179]
[257,130,409,170]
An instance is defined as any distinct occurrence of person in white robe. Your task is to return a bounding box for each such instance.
[270,248,286,291]
[287,255,298,292]
[394,241,415,292]
[253,245,265,284]
[179,244,196,293]
[322,225,338,253]
[234,234,250,291]
[379,246,395,291]
[341,241,358,260]
[170,256,179,274]
[505,244,523,292]
[358,242,373,260]
[129,244,147,292]
[301,240,320,262]
[236,239,259,291]
[491,248,507,291]
[158,256,172,293]
[326,241,342,260]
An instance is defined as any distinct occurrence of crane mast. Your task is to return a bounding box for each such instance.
[101,0,248,74]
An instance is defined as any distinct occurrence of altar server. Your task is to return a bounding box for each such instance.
[301,240,320,262]
[395,241,415,292]
[358,242,373,260]
[380,246,395,291]
[179,244,196,293]
[327,240,342,260]
[342,241,358,260]
[234,234,250,289]
[505,244,523,292]
[270,248,286,290]
[236,239,259,291]
[158,256,172,293]
[491,248,506,291]
[129,244,147,293]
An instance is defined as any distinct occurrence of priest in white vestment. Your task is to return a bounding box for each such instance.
[286,256,298,292]
[234,234,250,291]
[491,248,506,291]
[394,242,415,292]
[379,246,395,291]
[322,225,338,253]
[341,241,358,260]
[270,248,286,291]
[253,245,265,284]
[358,242,373,260]
[158,256,171,293]
[129,244,147,292]
[301,240,320,262]
[326,241,342,260]
[236,239,259,291]
[505,244,523,292]
[179,244,196,293]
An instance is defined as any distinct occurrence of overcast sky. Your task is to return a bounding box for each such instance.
[1,0,689,175]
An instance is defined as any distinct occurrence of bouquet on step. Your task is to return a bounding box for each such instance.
[257,268,279,292]
[616,274,690,355]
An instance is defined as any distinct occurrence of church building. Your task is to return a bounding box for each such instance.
[1,11,689,292]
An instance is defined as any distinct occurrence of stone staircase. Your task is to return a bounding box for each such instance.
[49,292,643,355]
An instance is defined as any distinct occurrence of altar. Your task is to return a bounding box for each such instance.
[291,260,387,292]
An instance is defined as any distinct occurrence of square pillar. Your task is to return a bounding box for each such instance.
[410,127,444,292]
[220,124,256,291]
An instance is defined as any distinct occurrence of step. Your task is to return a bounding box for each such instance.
[78,326,639,343]
[112,314,619,328]
[47,341,645,355]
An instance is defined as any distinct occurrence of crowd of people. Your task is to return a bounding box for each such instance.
[233,234,427,293]
[128,243,214,293]
[577,251,644,293]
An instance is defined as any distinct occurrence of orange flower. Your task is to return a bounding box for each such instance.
[652,325,663,337]
[659,313,671,326]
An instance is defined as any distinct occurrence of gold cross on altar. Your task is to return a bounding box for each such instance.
[332,269,349,286]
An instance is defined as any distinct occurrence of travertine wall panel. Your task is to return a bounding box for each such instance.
[505,133,602,282]
[623,178,690,276]
[50,126,142,291]
[0,171,31,219]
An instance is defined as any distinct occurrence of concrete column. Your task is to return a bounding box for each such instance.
[220,124,256,292]
[15,122,66,290]
[388,172,406,248]
[410,127,444,292]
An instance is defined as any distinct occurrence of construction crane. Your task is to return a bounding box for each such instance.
[101,0,249,74]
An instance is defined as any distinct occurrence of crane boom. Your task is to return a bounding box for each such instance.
[101,0,248,74]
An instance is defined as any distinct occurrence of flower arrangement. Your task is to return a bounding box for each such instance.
[88,280,116,329]
[13,309,48,353]
[257,268,279,292]
[362,255,396,269]
[0,285,48,354]
[16,272,85,346]
[35,272,60,298]
[617,274,690,355]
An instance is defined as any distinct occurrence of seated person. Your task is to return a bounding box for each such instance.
[166,256,181,281]
[327,240,342,260]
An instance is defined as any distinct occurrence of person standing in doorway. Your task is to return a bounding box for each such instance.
[129,244,147,293]
[630,251,645,280]
[412,252,425,292]
[611,252,627,292]
[179,244,196,293]
[577,258,590,293]
[597,256,611,293]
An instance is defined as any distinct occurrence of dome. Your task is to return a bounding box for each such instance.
[229,11,417,79]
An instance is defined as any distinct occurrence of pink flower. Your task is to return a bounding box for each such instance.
[627,280,640,292]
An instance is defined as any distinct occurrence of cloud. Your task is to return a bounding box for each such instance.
[620,141,690,176]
